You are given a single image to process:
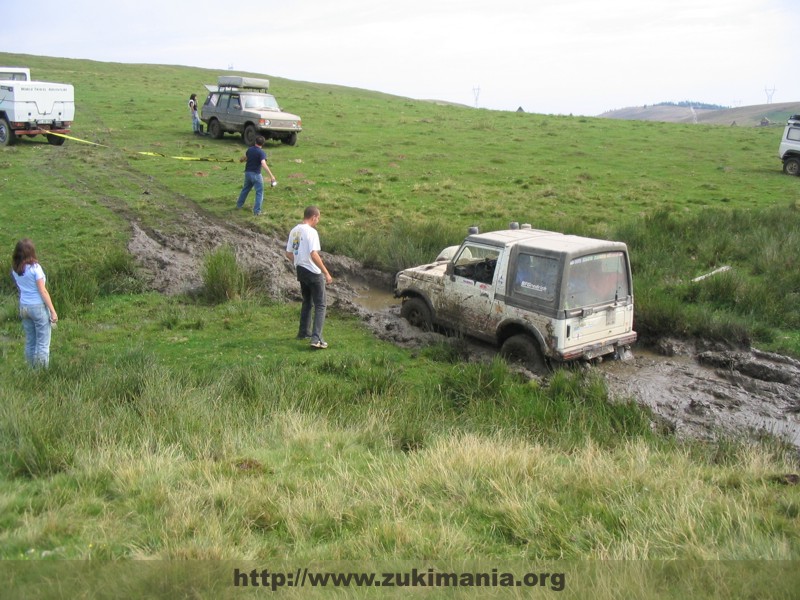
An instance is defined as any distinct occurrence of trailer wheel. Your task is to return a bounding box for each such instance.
[784,157,800,177]
[500,334,548,375]
[400,297,433,331]
[0,118,16,146]
[46,134,65,146]
[242,124,258,146]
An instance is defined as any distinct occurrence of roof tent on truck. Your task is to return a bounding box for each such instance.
[217,76,269,90]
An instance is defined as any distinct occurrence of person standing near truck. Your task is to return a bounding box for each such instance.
[284,206,333,349]
[188,93,204,135]
[236,136,276,216]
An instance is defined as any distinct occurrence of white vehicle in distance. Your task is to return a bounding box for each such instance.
[394,225,637,374]
[779,114,800,176]
[201,75,302,146]
[0,67,74,146]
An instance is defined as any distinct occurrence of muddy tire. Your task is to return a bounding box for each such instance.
[0,118,16,146]
[242,124,258,146]
[784,157,800,177]
[46,134,65,146]
[209,119,224,139]
[400,297,433,331]
[501,334,547,375]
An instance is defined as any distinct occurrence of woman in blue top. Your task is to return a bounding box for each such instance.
[11,239,58,368]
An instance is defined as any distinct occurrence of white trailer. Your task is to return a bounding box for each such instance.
[0,67,75,146]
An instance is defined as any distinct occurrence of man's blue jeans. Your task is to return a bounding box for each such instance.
[236,171,264,215]
[296,266,327,343]
[19,303,51,368]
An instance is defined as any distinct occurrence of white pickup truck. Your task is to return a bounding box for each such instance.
[394,226,637,374]
[0,67,75,146]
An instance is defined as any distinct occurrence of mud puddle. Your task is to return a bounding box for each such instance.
[601,343,800,450]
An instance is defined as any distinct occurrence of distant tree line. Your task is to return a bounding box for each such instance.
[651,101,730,110]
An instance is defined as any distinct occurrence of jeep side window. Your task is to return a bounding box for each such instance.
[452,245,500,284]
[513,254,558,302]
[788,127,800,142]
[566,252,629,308]
[229,94,241,110]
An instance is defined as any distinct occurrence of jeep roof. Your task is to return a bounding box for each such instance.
[463,228,628,259]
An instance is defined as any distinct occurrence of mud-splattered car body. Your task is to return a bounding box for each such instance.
[394,228,637,372]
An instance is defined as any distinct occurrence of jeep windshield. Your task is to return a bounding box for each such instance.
[242,94,281,111]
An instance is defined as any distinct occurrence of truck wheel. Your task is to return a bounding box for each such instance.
[784,157,800,177]
[500,334,548,375]
[281,132,298,146]
[0,118,16,146]
[242,124,258,146]
[400,297,433,331]
[209,119,224,139]
[46,134,66,146]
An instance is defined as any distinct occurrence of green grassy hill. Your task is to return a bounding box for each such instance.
[1,53,799,597]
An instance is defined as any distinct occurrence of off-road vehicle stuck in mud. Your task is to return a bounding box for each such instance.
[779,114,800,176]
[200,76,302,146]
[394,226,637,374]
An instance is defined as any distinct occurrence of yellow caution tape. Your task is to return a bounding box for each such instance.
[46,131,237,163]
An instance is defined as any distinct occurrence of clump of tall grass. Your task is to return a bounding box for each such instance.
[201,245,250,303]
[614,203,800,354]
[326,219,466,271]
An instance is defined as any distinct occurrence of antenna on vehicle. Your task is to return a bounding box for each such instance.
[765,85,776,104]
[472,86,480,108]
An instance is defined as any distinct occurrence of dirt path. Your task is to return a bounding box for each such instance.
[125,208,800,454]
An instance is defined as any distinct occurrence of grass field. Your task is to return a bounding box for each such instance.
[1,52,799,597]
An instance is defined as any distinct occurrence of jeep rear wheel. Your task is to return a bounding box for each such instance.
[400,297,433,331]
[784,157,800,177]
[0,118,16,146]
[501,334,548,375]
[242,124,258,146]
[209,119,224,139]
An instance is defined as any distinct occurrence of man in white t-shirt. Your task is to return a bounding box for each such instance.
[284,206,333,348]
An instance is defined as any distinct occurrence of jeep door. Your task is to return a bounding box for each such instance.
[440,243,503,337]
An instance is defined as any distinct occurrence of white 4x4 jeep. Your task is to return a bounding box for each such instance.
[201,76,302,146]
[779,114,800,176]
[394,226,637,373]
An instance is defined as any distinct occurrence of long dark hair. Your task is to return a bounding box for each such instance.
[12,238,38,276]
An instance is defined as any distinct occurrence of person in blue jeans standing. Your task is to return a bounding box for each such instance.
[11,239,58,368]
[284,206,333,349]
[236,135,276,216]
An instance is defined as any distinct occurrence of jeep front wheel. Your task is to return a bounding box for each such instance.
[282,132,298,146]
[46,134,65,146]
[784,157,800,177]
[500,334,547,375]
[400,297,433,331]
[242,124,258,146]
[0,118,16,146]
[209,119,224,139]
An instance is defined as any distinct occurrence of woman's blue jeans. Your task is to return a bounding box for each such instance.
[19,303,51,368]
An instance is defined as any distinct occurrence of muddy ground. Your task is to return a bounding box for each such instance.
[127,210,800,455]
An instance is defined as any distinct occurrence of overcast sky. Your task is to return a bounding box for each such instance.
[2,0,797,115]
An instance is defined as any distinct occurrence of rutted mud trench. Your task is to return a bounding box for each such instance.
[128,212,800,453]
